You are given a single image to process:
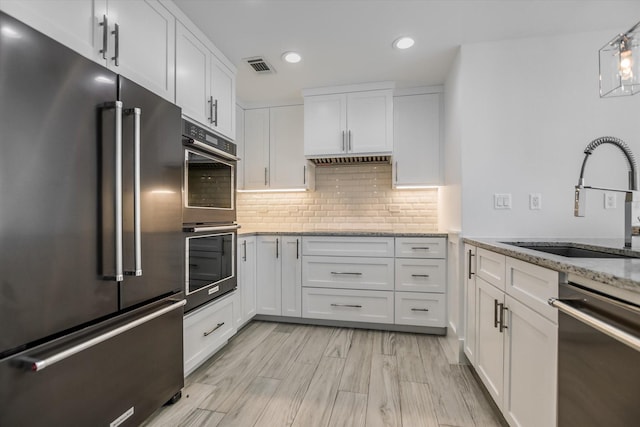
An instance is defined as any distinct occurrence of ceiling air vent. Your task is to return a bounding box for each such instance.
[244,57,275,74]
[310,155,392,166]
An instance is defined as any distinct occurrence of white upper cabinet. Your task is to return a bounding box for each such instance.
[303,84,393,157]
[242,105,314,191]
[175,22,236,140]
[243,108,270,190]
[393,93,441,187]
[0,0,104,61]
[106,0,175,101]
[175,22,210,125]
[270,105,309,189]
[1,0,176,102]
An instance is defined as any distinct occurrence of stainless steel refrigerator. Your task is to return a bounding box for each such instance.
[0,11,185,426]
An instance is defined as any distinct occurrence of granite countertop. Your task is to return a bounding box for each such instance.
[464,237,640,305]
[239,230,448,238]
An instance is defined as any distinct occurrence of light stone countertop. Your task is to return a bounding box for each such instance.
[464,237,640,305]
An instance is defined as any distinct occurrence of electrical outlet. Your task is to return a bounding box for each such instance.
[604,192,616,209]
[529,193,542,210]
[494,193,512,209]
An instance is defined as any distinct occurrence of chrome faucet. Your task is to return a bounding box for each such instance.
[575,136,639,248]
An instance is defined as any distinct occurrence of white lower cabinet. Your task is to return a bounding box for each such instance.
[183,292,237,376]
[394,258,446,293]
[463,244,477,364]
[394,291,445,327]
[302,256,394,291]
[256,235,301,317]
[236,236,257,328]
[468,244,558,427]
[302,287,394,324]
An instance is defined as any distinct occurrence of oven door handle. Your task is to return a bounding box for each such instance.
[549,298,640,353]
[184,224,241,233]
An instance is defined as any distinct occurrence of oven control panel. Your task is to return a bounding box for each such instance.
[182,119,236,156]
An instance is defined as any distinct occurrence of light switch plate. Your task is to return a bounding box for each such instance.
[529,193,542,210]
[604,192,616,209]
[494,193,512,209]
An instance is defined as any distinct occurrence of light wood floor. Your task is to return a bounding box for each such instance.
[142,321,505,427]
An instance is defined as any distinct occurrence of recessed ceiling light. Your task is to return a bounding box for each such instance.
[393,36,415,50]
[282,51,302,63]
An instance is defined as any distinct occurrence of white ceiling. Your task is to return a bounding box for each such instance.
[173,0,640,106]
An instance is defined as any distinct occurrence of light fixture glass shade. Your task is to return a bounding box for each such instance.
[599,21,640,97]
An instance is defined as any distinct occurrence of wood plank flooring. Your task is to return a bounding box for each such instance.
[142,321,505,427]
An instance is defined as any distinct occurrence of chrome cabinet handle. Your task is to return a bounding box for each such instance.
[296,238,299,259]
[331,303,362,308]
[99,15,108,59]
[549,298,640,352]
[111,23,119,66]
[411,308,429,312]
[243,240,247,262]
[411,274,430,278]
[208,96,214,123]
[212,99,218,126]
[330,272,363,275]
[499,304,508,333]
[264,167,268,186]
[203,322,225,337]
[348,130,352,151]
[303,165,306,185]
[125,107,142,276]
[276,238,279,259]
[395,161,398,182]
[494,299,499,328]
[342,131,346,152]
[412,247,431,250]
[468,250,475,279]
[18,300,186,372]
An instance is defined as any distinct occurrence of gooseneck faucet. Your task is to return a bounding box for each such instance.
[574,136,639,248]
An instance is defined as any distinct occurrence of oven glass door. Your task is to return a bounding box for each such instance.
[184,149,235,211]
[186,232,234,296]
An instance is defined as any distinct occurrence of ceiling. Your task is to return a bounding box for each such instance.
[173,0,640,106]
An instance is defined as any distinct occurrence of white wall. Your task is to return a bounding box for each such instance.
[458,30,640,238]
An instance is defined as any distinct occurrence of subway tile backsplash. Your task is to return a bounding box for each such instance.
[237,163,438,232]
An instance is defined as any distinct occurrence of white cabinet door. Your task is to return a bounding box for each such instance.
[303,93,347,156]
[393,93,441,187]
[281,236,302,317]
[503,295,557,427]
[0,0,106,64]
[210,56,235,139]
[346,90,393,154]
[395,292,446,327]
[302,287,394,324]
[237,236,256,327]
[394,258,446,293]
[243,108,270,190]
[464,244,477,365]
[476,248,506,291]
[270,105,306,189]
[176,22,210,126]
[256,236,281,315]
[106,0,175,101]
[476,277,505,409]
[235,105,245,190]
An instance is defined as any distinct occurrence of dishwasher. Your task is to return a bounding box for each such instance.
[549,281,640,427]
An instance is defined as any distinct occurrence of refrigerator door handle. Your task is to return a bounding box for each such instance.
[113,101,124,282]
[18,299,186,372]
[125,107,142,276]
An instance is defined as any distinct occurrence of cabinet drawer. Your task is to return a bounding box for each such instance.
[302,256,394,291]
[506,257,559,323]
[476,248,506,290]
[395,258,446,293]
[395,237,446,258]
[183,294,236,376]
[302,236,394,257]
[395,292,446,327]
[302,288,394,324]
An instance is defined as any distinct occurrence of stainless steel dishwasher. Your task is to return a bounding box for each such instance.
[549,282,640,427]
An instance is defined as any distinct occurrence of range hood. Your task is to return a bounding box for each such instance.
[308,155,392,166]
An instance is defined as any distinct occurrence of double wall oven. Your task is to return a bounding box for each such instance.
[182,119,239,312]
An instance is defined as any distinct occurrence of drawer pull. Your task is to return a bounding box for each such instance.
[331,303,362,308]
[203,322,225,337]
[411,247,431,250]
[330,272,363,276]
[411,308,430,312]
[411,274,430,278]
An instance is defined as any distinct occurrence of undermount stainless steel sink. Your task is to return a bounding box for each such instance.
[502,242,639,259]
